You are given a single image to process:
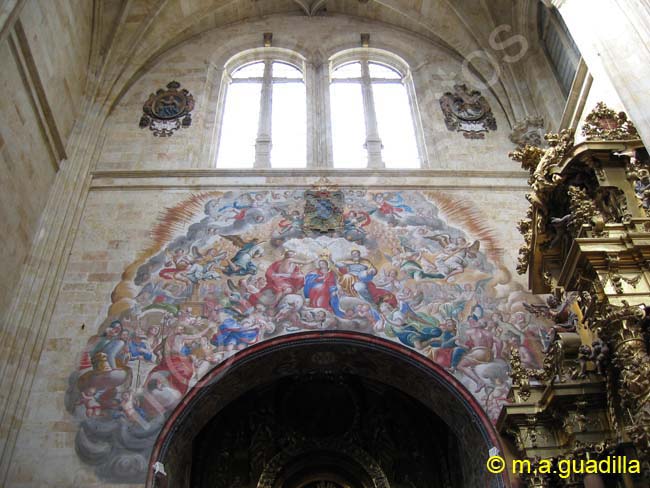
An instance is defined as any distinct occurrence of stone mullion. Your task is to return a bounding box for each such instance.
[254,60,273,169]
[321,61,335,168]
[360,60,384,169]
[305,60,327,168]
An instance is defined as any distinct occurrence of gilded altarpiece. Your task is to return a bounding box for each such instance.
[501,103,650,488]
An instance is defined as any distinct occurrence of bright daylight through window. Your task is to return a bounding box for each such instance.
[330,60,420,169]
[217,53,421,169]
[217,60,306,168]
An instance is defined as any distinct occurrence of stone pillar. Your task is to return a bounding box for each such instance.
[307,59,332,168]
[255,60,273,168]
[360,60,384,169]
[552,0,650,145]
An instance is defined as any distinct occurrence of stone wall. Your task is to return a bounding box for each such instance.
[95,15,520,172]
[0,0,93,319]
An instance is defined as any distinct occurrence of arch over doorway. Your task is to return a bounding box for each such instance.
[147,331,507,488]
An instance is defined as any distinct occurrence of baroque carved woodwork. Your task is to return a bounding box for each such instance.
[625,151,650,216]
[501,107,650,486]
[582,102,639,142]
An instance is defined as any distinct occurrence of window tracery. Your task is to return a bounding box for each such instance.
[329,57,421,169]
[217,56,307,169]
[216,48,425,169]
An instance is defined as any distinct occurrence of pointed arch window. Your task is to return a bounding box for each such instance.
[329,56,422,169]
[217,59,307,168]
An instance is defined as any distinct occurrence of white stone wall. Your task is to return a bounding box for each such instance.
[7,189,170,488]
[0,0,93,322]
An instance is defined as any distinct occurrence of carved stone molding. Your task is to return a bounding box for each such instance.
[510,116,545,148]
[292,0,327,16]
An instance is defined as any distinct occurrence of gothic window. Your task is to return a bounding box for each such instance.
[217,59,307,168]
[329,57,422,169]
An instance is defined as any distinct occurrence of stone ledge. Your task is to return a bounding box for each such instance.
[90,168,531,190]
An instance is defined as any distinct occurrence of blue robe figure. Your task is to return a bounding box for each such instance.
[384,306,442,349]
[211,318,259,348]
[430,330,466,369]
[223,242,263,276]
[128,339,153,361]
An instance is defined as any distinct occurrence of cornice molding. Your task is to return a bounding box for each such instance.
[89,168,532,191]
[0,0,25,45]
[91,168,529,179]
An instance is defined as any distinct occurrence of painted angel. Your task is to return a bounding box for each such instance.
[424,234,480,279]
[221,236,265,276]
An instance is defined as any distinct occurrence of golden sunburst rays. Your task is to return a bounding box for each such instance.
[110,192,224,313]
[423,191,503,264]
[150,192,223,249]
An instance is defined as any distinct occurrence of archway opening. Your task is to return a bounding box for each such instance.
[192,374,462,488]
[148,332,506,488]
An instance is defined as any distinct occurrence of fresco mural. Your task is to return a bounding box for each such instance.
[65,189,553,482]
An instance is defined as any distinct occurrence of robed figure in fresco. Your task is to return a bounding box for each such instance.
[251,250,306,306]
[303,259,338,311]
[223,239,264,276]
[379,301,443,350]
[334,249,397,309]
[142,321,215,415]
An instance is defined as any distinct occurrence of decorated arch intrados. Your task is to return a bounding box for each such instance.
[146,332,507,488]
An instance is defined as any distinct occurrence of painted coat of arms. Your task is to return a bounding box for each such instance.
[304,187,345,233]
[439,84,497,139]
[139,81,195,137]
